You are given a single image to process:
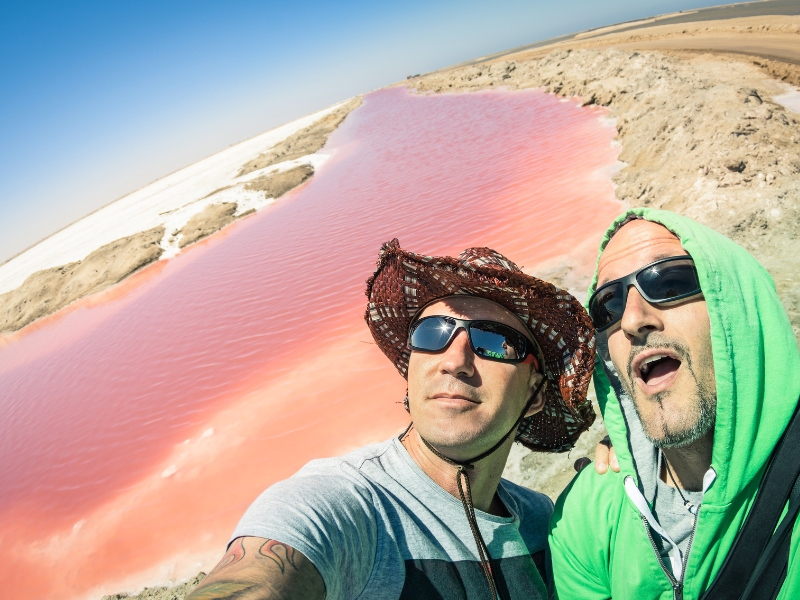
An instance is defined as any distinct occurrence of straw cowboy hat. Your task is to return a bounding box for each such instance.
[364,239,596,452]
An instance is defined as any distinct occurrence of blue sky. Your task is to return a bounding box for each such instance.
[0,0,726,263]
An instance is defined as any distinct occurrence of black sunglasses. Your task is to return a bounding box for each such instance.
[408,316,534,364]
[588,256,702,331]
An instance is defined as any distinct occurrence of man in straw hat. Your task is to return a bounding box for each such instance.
[186,239,596,600]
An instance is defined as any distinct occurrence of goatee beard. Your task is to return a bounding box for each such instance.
[641,386,716,449]
[621,336,716,449]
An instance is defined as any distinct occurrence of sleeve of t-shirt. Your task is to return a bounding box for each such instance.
[229,461,379,600]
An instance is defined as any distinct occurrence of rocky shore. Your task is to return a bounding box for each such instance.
[0,98,361,335]
[0,226,165,333]
[410,46,800,339]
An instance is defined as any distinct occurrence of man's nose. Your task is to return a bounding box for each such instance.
[619,286,663,338]
[439,328,476,377]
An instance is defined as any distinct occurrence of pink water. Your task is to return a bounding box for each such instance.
[0,86,622,598]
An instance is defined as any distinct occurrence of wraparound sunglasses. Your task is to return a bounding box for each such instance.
[588,256,702,331]
[408,316,534,364]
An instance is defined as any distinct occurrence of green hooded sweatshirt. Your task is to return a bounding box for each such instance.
[548,209,800,600]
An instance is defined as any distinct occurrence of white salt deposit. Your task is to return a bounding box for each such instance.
[0,100,352,295]
[774,85,800,115]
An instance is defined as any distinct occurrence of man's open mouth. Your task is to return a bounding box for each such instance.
[634,351,682,389]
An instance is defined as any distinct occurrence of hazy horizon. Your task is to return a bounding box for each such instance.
[1,0,730,263]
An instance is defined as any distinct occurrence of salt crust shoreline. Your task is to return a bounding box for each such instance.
[0,99,361,334]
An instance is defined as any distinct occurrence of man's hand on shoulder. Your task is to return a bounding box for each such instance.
[573,435,619,475]
[186,536,325,600]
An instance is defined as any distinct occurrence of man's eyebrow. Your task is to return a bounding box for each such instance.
[596,274,615,287]
[596,251,687,287]
[652,251,684,261]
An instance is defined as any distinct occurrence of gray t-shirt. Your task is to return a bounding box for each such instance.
[651,454,703,571]
[231,437,553,600]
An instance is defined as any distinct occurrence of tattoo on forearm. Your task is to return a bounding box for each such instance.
[259,539,298,574]
[207,537,246,578]
[187,537,305,600]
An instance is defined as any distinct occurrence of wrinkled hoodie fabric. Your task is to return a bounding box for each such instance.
[548,209,800,600]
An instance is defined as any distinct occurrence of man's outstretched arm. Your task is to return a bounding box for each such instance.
[186,536,326,600]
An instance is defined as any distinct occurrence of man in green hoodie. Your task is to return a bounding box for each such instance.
[549,208,800,599]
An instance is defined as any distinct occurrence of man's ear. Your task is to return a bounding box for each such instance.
[524,371,547,418]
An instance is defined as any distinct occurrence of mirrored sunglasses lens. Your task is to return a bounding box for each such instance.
[590,283,624,328]
[409,317,455,351]
[470,323,525,360]
[638,260,700,301]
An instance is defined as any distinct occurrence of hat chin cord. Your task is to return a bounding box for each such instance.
[399,377,547,600]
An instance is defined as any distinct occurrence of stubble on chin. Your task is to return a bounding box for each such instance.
[634,388,716,449]
[619,351,716,449]
[615,338,717,449]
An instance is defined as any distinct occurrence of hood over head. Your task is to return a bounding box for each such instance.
[589,208,799,526]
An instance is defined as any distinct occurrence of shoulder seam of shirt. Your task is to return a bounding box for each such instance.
[340,441,393,600]
[342,438,395,472]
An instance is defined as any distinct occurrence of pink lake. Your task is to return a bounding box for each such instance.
[0,86,622,599]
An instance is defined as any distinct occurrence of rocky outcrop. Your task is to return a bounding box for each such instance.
[0,226,165,334]
[243,163,315,199]
[238,97,362,176]
[178,203,239,248]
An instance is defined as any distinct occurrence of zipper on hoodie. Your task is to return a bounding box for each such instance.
[640,513,699,600]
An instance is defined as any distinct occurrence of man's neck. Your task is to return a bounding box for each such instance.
[401,427,512,516]
[660,430,714,492]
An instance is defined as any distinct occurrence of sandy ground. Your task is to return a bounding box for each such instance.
[0,99,361,334]
[101,574,206,600]
[457,0,800,67]
[505,16,800,64]
[174,165,315,248]
[504,393,607,499]
[176,203,240,249]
